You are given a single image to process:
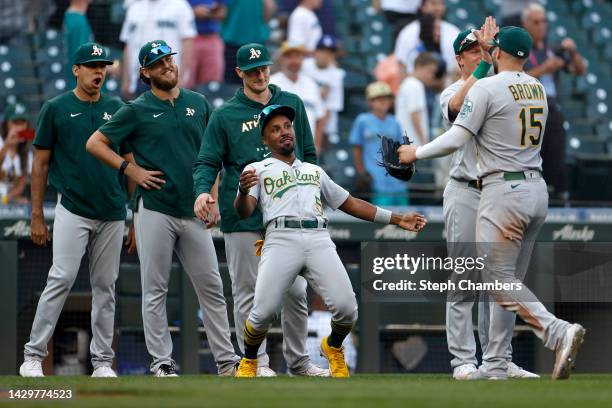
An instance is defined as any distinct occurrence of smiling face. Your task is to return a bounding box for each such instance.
[142,55,179,91]
[456,43,482,75]
[74,62,107,96]
[237,65,271,95]
[263,114,295,157]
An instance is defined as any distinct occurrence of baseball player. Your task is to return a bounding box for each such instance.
[86,40,240,377]
[233,105,427,378]
[442,19,538,380]
[192,43,326,377]
[20,43,125,378]
[399,26,585,380]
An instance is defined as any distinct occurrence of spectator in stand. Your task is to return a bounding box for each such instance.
[350,82,408,206]
[500,0,531,27]
[372,0,422,43]
[63,0,94,89]
[119,0,196,99]
[522,3,586,200]
[221,0,277,84]
[286,0,323,53]
[396,52,438,147]
[187,0,227,85]
[394,0,458,78]
[0,103,33,205]
[0,0,26,42]
[270,42,326,152]
[278,0,337,37]
[301,35,345,147]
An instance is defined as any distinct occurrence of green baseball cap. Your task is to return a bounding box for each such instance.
[73,42,114,65]
[493,26,532,58]
[259,105,296,136]
[236,43,273,72]
[453,29,478,54]
[138,40,177,68]
[3,102,28,122]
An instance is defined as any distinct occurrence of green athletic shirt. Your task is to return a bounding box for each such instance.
[34,91,126,221]
[99,89,212,218]
[193,83,317,233]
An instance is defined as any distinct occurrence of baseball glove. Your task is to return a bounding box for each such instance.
[377,134,416,181]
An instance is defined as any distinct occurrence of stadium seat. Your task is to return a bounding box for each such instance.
[568,135,608,154]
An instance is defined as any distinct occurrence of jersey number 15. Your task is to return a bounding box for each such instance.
[519,107,544,147]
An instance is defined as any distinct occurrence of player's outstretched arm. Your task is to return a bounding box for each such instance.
[338,196,427,232]
[398,125,473,164]
[234,168,259,219]
[86,131,165,190]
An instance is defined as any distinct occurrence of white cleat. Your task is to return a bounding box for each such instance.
[289,363,331,377]
[465,369,507,381]
[552,323,586,380]
[256,366,277,377]
[453,364,478,380]
[19,360,44,377]
[507,362,539,379]
[91,366,117,378]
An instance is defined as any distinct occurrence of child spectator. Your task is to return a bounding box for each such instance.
[287,0,323,52]
[301,35,345,140]
[396,52,438,147]
[350,82,408,206]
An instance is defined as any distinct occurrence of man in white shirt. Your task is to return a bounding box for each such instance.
[373,0,422,41]
[270,42,326,151]
[286,0,323,53]
[394,0,459,76]
[396,52,438,146]
[301,35,345,139]
[120,0,197,98]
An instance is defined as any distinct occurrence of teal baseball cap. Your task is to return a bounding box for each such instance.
[453,29,478,54]
[73,42,114,65]
[139,40,176,67]
[3,102,28,122]
[236,43,273,72]
[259,105,296,136]
[492,26,532,58]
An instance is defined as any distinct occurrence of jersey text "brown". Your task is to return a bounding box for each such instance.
[508,83,545,101]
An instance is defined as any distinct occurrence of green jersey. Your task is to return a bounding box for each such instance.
[34,91,126,221]
[193,84,317,233]
[99,89,212,218]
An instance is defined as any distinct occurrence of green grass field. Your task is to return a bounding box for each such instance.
[1,375,611,408]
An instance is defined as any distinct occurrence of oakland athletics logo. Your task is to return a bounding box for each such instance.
[186,107,195,116]
[249,48,261,60]
[102,112,112,121]
[91,45,103,56]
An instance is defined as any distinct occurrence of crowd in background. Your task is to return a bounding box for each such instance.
[0,0,591,206]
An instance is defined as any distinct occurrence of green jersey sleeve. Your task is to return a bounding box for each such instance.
[193,110,227,196]
[33,102,57,149]
[98,103,139,146]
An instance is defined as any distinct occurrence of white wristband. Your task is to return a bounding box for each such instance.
[374,207,392,224]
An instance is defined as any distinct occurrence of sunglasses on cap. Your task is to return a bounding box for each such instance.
[460,29,478,49]
[143,45,173,66]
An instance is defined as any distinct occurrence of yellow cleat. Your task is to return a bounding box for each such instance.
[320,336,350,378]
[235,357,258,378]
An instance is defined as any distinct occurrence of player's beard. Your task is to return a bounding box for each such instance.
[151,69,179,91]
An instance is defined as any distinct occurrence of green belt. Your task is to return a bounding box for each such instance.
[275,219,327,229]
[502,170,541,181]
[503,171,527,181]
